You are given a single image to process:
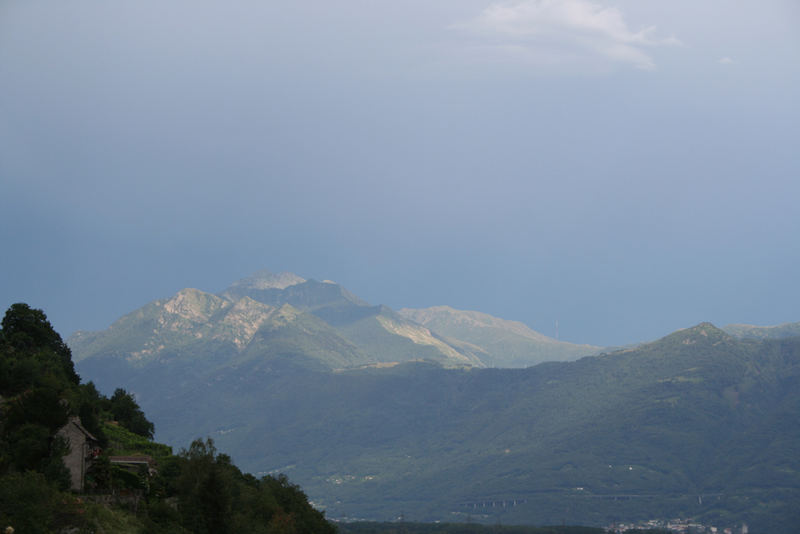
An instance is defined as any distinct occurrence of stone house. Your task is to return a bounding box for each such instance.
[57,416,100,491]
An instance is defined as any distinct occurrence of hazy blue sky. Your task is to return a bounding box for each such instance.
[1,0,798,346]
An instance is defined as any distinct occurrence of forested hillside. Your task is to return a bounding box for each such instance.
[0,303,335,533]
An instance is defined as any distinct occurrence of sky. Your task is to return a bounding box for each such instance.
[1,0,799,347]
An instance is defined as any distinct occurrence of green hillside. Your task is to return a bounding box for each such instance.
[76,315,800,533]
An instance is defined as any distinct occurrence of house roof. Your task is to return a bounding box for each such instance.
[62,416,100,443]
[109,455,154,465]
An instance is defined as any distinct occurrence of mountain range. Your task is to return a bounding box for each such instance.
[70,270,598,371]
[69,270,800,533]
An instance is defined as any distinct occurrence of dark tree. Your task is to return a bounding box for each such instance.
[0,303,79,389]
[77,381,108,445]
[177,438,233,534]
[108,388,155,439]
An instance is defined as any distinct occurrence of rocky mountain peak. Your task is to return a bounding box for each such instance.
[162,288,229,323]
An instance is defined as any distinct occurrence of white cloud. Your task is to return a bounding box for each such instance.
[452,0,680,71]
[718,56,735,65]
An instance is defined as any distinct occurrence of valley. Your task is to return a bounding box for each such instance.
[70,271,800,533]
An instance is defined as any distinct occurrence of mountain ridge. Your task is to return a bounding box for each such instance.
[399,305,599,367]
[71,270,596,370]
[724,320,800,340]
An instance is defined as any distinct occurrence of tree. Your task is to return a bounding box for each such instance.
[177,438,233,534]
[108,388,155,439]
[76,381,107,445]
[1,379,70,485]
[0,303,79,390]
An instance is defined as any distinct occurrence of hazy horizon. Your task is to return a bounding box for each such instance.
[2,1,798,347]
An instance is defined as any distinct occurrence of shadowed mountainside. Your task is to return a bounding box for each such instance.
[71,275,800,533]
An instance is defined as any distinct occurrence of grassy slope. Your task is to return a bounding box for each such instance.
[398,306,599,367]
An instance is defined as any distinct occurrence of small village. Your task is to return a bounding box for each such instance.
[607,518,749,534]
